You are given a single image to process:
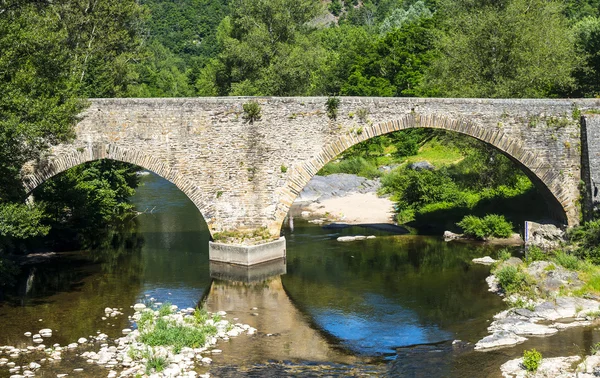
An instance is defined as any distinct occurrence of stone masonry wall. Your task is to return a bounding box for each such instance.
[20,97,600,239]
[582,114,600,219]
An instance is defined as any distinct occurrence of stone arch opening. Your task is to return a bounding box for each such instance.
[21,143,215,238]
[274,113,572,233]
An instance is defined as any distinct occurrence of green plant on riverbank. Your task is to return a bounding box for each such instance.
[495,265,531,295]
[137,305,218,353]
[457,214,514,240]
[523,349,542,372]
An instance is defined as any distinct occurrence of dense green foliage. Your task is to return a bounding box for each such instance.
[457,214,514,240]
[0,1,145,285]
[34,161,140,250]
[494,265,529,295]
[567,220,600,263]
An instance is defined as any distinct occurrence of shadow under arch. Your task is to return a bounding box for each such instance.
[275,113,572,231]
[21,143,215,238]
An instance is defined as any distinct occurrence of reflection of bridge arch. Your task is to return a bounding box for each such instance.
[22,144,215,237]
[276,113,572,231]
[202,269,360,365]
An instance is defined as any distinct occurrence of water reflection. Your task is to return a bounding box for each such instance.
[204,273,360,365]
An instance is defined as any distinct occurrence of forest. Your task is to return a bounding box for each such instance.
[2,0,600,284]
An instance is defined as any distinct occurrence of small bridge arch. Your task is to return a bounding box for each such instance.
[275,113,572,232]
[22,143,216,237]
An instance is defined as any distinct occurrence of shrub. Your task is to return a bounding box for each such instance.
[497,249,512,261]
[483,214,513,238]
[326,96,340,120]
[495,265,528,294]
[568,220,600,264]
[552,250,581,270]
[242,101,261,123]
[457,215,488,239]
[457,214,513,240]
[522,349,542,372]
[525,246,546,264]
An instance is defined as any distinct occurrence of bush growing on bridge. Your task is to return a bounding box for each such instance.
[242,101,262,123]
[457,214,513,240]
[326,96,340,120]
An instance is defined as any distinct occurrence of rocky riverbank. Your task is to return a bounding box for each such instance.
[472,256,600,351]
[0,301,255,378]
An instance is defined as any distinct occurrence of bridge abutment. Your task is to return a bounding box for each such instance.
[208,237,286,266]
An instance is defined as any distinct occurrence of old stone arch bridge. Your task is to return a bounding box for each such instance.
[20,97,600,264]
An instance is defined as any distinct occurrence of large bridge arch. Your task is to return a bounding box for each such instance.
[274,113,573,232]
[21,143,216,237]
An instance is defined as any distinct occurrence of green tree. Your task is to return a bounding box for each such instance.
[57,0,146,97]
[127,41,194,97]
[424,0,578,98]
[35,160,140,249]
[0,2,85,251]
[573,16,600,97]
[199,0,326,96]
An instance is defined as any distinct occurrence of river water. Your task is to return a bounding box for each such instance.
[1,173,599,377]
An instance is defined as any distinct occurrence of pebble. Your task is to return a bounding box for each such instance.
[23,332,31,337]
[77,338,87,344]
[133,303,146,311]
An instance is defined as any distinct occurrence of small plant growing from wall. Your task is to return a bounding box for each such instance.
[243,101,261,123]
[326,96,340,120]
[356,107,369,123]
[280,165,288,173]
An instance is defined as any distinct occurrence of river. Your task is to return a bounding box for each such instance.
[0,172,598,377]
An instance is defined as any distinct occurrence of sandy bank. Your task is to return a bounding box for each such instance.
[299,192,395,225]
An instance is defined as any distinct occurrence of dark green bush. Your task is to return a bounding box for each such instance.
[242,101,261,123]
[326,96,340,120]
[457,214,513,239]
[495,265,528,294]
[568,220,600,264]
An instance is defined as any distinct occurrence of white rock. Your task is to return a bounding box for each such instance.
[77,338,87,344]
[122,329,131,335]
[472,256,498,265]
[500,355,580,377]
[23,332,31,337]
[474,331,527,350]
[337,236,356,242]
[133,303,146,311]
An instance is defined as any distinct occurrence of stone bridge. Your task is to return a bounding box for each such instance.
[20,97,600,264]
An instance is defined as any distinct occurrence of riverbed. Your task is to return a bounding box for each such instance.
[1,173,599,377]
